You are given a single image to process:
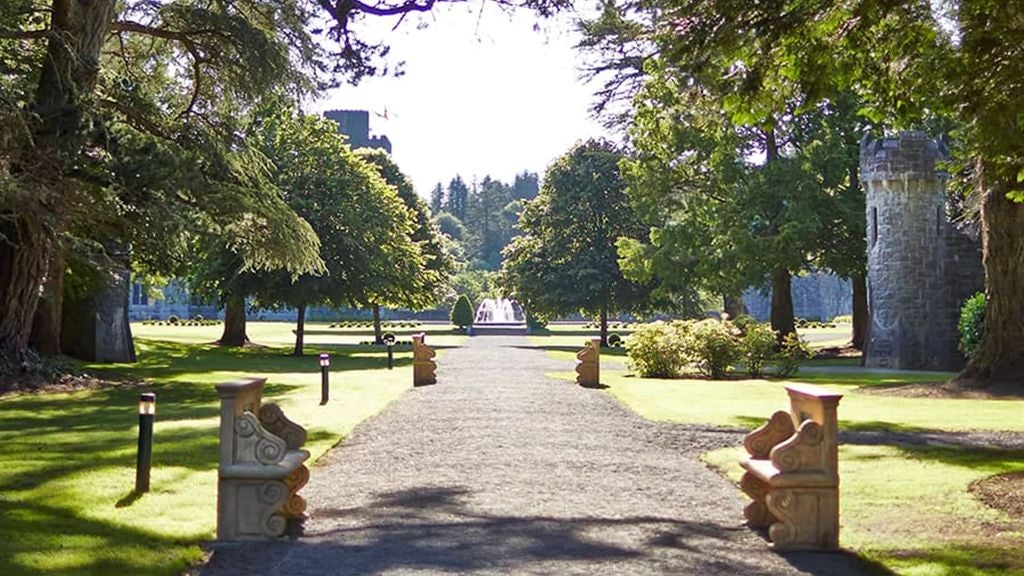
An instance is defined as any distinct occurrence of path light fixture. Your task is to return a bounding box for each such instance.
[136,392,156,493]
[319,353,330,405]
[383,333,397,370]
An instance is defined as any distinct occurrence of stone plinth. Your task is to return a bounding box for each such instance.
[861,132,983,370]
[216,377,310,541]
[739,384,842,551]
[575,338,600,387]
[412,333,437,386]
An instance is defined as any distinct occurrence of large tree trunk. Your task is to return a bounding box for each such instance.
[0,218,55,368]
[218,296,249,347]
[955,186,1024,386]
[1,0,117,369]
[292,304,306,356]
[851,274,868,351]
[372,304,383,345]
[770,268,796,343]
[30,252,65,356]
[723,293,747,320]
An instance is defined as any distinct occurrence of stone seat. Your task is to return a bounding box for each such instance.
[739,383,843,551]
[216,378,311,541]
[220,449,310,479]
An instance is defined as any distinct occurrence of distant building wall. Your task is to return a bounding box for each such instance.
[861,132,984,371]
[742,273,853,322]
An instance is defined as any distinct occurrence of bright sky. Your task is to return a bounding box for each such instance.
[308,4,609,196]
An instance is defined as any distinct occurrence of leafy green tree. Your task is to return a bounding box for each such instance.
[466,176,513,269]
[640,0,1023,385]
[358,148,456,343]
[246,110,423,356]
[451,294,474,329]
[0,0,569,371]
[502,139,654,346]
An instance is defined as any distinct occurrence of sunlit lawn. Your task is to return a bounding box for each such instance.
[0,322,464,576]
[544,354,1024,575]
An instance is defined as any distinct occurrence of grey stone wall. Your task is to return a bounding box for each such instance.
[861,132,984,371]
[742,273,853,322]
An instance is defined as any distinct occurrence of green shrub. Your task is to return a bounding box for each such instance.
[685,318,740,379]
[167,315,179,325]
[607,333,623,347]
[625,321,690,378]
[741,323,777,378]
[451,294,474,329]
[775,333,812,377]
[192,314,204,322]
[526,314,547,330]
[832,314,853,324]
[958,292,985,359]
[731,314,757,334]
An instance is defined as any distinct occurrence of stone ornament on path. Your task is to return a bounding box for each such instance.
[739,383,843,551]
[575,338,600,387]
[412,333,437,387]
[215,377,310,541]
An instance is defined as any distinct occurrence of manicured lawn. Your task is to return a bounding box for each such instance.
[0,322,462,576]
[570,364,1024,575]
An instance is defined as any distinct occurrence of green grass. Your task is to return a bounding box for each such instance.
[578,363,1024,575]
[584,370,1023,433]
[704,444,1024,575]
[0,322,461,576]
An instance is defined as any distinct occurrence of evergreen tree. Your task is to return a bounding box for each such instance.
[429,183,445,215]
[446,176,470,221]
[450,294,475,329]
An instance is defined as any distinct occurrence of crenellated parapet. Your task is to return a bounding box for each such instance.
[860,132,983,371]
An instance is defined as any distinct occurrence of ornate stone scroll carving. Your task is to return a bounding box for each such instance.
[412,333,437,387]
[215,377,311,541]
[738,384,842,551]
[575,338,600,387]
[743,410,795,459]
[260,403,307,450]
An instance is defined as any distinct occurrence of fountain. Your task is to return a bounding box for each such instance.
[472,298,527,335]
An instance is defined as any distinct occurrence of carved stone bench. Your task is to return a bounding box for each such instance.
[575,338,600,387]
[739,383,843,551]
[412,333,437,386]
[216,377,310,541]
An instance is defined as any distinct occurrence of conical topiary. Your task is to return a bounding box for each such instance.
[451,294,474,330]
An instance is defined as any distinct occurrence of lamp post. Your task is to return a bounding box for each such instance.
[383,333,396,370]
[136,392,156,493]
[319,353,330,405]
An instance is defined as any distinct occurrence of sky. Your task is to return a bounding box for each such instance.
[308,4,610,196]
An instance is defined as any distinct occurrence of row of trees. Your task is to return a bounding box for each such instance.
[430,172,539,270]
[572,0,1023,387]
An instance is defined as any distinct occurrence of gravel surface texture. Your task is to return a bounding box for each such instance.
[200,336,874,575]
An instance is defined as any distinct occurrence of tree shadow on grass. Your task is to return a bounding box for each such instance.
[0,498,205,576]
[201,485,881,576]
[510,344,628,358]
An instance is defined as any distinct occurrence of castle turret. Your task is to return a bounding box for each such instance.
[860,132,983,371]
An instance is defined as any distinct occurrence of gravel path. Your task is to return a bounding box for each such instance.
[200,336,872,576]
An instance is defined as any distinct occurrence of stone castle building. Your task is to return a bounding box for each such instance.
[323,109,392,153]
[861,132,983,371]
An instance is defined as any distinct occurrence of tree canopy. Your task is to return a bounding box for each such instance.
[501,139,654,345]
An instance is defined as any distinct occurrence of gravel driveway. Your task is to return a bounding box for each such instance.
[199,336,872,575]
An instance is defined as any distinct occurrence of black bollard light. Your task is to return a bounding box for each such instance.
[383,333,396,370]
[135,392,156,493]
[319,353,330,405]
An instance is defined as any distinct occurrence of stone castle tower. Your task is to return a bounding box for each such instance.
[861,132,984,371]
